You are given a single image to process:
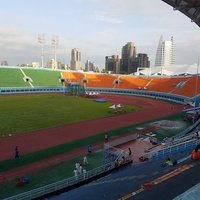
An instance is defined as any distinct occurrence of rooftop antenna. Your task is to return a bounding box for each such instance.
[38,33,45,68]
[52,35,59,69]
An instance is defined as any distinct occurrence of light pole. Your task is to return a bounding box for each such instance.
[38,33,45,68]
[52,35,59,69]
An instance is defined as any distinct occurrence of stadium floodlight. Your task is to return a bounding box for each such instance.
[38,33,45,68]
[52,35,59,69]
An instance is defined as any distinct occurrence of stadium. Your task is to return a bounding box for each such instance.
[1,1,200,200]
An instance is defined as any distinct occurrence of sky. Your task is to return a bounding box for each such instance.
[0,0,200,73]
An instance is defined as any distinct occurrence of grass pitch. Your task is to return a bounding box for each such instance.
[0,94,139,136]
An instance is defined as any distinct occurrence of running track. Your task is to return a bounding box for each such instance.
[0,95,186,161]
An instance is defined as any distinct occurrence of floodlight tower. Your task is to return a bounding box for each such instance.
[38,33,45,68]
[52,35,59,69]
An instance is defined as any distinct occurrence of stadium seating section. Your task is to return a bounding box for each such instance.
[61,71,200,98]
[1,68,200,98]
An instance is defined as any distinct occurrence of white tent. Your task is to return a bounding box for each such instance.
[109,104,116,109]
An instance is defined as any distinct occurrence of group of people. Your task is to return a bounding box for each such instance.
[114,148,133,169]
[114,156,126,168]
[73,156,89,180]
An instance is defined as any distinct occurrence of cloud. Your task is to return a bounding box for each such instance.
[0,0,200,70]
[0,28,36,50]
[94,11,123,24]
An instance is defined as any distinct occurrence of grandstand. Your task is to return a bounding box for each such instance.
[1,67,200,99]
[1,68,200,109]
[0,67,63,88]
[1,0,200,199]
[0,68,29,87]
[23,68,62,87]
[61,71,200,100]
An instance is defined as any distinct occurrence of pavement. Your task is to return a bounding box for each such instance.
[48,151,200,200]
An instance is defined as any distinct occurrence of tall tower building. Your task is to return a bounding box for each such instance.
[155,36,175,68]
[137,53,150,68]
[85,60,95,71]
[105,55,120,74]
[121,42,137,74]
[71,48,81,70]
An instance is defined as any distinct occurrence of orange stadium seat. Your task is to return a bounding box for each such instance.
[84,74,117,88]
[60,72,200,98]
[61,72,85,85]
[115,76,150,90]
[172,76,200,98]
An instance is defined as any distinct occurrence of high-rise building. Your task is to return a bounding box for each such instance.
[137,54,150,68]
[71,48,81,70]
[105,55,120,74]
[85,60,95,71]
[1,60,8,66]
[47,59,63,69]
[155,36,175,68]
[121,42,137,74]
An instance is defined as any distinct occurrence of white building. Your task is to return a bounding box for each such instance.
[31,62,40,68]
[71,48,81,70]
[155,36,175,68]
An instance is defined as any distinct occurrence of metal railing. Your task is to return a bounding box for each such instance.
[142,138,200,160]
[4,161,117,200]
[0,87,67,95]
[173,118,200,139]
[0,86,191,105]
[164,132,198,147]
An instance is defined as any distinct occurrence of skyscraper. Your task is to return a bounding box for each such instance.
[85,60,95,71]
[71,48,81,70]
[137,54,150,68]
[105,55,120,74]
[121,42,137,74]
[155,36,175,68]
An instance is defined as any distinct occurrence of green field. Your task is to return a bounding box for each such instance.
[0,92,192,199]
[0,94,139,136]
[0,150,104,199]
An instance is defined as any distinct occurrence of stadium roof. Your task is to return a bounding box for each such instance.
[162,0,200,27]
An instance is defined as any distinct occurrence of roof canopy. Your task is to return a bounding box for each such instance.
[162,0,200,27]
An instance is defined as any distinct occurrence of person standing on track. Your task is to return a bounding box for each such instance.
[15,146,20,159]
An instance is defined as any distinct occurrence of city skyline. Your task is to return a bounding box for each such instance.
[0,0,200,73]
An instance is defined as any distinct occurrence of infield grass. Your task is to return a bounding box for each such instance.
[0,94,139,136]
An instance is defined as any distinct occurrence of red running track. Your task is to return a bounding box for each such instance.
[0,95,186,161]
